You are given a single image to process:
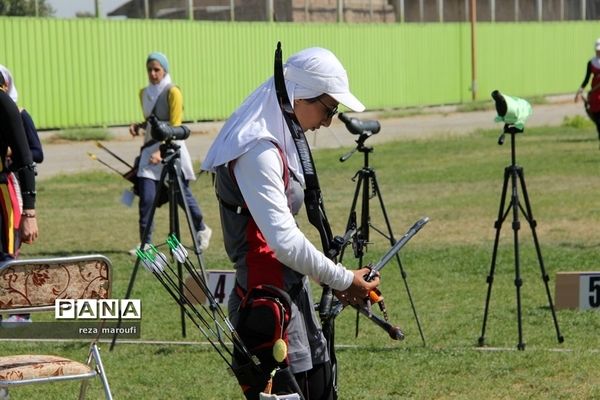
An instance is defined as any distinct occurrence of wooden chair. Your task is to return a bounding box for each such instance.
[0,255,113,399]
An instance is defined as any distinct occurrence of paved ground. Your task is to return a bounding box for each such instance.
[38,95,586,181]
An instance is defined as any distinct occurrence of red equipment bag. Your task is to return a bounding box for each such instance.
[233,285,305,400]
[236,284,292,367]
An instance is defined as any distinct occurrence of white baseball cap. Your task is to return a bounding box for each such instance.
[595,38,600,51]
[284,47,365,112]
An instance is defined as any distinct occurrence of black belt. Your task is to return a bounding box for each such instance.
[235,281,304,302]
[217,195,250,216]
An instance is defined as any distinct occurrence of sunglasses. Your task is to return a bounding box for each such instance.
[317,98,338,119]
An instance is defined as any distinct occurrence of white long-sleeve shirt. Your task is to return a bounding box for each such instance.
[232,140,353,291]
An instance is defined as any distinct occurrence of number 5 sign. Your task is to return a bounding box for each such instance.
[555,272,600,310]
[183,270,236,307]
[579,274,600,310]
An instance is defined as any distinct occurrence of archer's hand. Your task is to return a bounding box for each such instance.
[575,88,584,103]
[149,150,162,165]
[20,211,39,244]
[335,267,380,306]
[129,123,140,137]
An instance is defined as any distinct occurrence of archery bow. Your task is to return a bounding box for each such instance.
[273,42,412,398]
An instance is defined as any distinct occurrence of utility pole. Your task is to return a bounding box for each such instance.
[470,0,477,100]
[337,0,344,23]
[266,0,273,21]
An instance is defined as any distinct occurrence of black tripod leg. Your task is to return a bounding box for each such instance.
[337,171,365,337]
[479,166,511,347]
[339,172,364,263]
[173,171,207,273]
[171,166,220,336]
[167,166,187,338]
[517,168,564,344]
[510,166,525,351]
[110,255,145,350]
[371,174,426,345]
[355,169,371,338]
[110,168,169,350]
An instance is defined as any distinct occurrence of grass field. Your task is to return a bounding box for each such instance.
[2,122,600,399]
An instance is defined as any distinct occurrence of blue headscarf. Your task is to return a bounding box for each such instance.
[146,52,169,73]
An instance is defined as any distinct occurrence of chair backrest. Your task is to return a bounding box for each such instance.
[0,255,112,314]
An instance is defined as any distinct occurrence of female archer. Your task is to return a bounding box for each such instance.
[202,47,380,400]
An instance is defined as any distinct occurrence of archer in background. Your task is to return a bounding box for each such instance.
[575,38,600,146]
[128,52,211,255]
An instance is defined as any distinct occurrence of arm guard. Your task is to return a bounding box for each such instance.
[16,163,36,210]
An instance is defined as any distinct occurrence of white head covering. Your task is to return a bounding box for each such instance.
[142,73,172,118]
[201,47,364,184]
[285,48,364,112]
[0,65,18,103]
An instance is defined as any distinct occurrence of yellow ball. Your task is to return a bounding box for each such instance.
[272,338,288,363]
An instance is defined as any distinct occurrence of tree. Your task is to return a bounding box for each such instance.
[0,0,54,17]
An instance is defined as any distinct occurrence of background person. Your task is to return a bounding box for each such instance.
[202,47,380,400]
[0,65,44,324]
[0,73,39,324]
[574,38,600,144]
[128,52,211,255]
[0,65,43,165]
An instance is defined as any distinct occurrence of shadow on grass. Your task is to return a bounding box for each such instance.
[555,138,597,143]
[23,249,128,257]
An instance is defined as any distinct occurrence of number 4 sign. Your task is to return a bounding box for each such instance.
[183,270,236,307]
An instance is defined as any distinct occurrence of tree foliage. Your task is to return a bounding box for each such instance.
[0,0,54,17]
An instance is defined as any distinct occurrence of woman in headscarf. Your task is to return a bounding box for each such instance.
[128,52,211,254]
[575,38,600,145]
[0,65,44,324]
[0,65,43,164]
[0,72,38,260]
[202,47,380,400]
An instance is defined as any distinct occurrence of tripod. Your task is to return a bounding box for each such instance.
[478,124,564,350]
[338,131,426,345]
[110,140,207,350]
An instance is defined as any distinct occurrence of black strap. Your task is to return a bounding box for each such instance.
[273,42,334,256]
[139,83,174,148]
[235,281,303,302]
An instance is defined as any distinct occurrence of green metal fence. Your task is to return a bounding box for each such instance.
[0,17,596,129]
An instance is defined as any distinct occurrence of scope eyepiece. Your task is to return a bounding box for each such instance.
[491,90,507,117]
[338,113,381,135]
[148,116,191,142]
